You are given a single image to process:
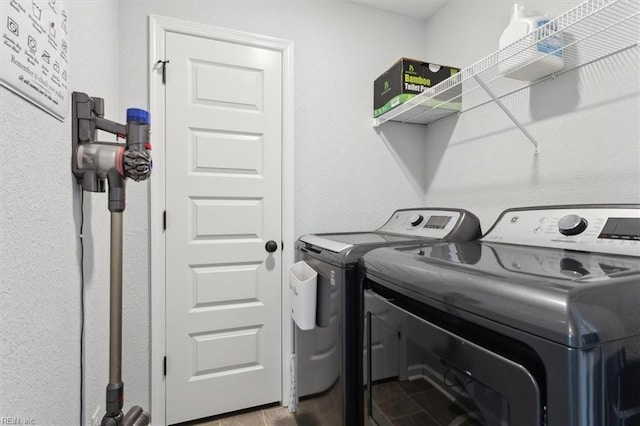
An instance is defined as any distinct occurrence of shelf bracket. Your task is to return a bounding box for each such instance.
[473,75,540,154]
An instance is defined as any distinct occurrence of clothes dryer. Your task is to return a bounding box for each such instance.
[294,208,482,426]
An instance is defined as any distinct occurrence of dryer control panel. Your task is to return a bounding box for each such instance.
[483,205,640,256]
[378,208,479,240]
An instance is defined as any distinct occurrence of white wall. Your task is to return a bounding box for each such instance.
[419,0,640,229]
[1,1,429,424]
[0,1,120,425]
[115,1,429,418]
[118,0,429,235]
[3,0,636,424]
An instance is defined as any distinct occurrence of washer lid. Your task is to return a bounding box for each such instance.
[299,232,421,253]
[299,234,354,253]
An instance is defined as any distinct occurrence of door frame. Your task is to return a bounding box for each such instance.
[149,15,295,425]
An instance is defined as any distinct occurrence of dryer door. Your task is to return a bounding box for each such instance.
[366,290,542,426]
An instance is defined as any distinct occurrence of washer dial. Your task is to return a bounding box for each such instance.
[558,214,588,236]
[410,214,424,226]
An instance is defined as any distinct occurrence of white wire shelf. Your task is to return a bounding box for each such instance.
[372,0,640,129]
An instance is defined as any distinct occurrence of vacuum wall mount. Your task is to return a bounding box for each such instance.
[72,91,152,426]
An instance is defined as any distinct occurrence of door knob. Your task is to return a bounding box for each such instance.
[265,240,278,253]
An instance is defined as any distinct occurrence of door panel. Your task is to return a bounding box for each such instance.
[192,60,264,109]
[192,130,263,175]
[165,30,282,424]
[191,262,262,307]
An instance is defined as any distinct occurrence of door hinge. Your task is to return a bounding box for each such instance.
[163,210,166,230]
[156,60,170,84]
[163,356,167,376]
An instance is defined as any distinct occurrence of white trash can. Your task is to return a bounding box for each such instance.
[288,260,317,331]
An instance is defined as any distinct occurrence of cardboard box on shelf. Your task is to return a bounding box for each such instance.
[374,58,461,118]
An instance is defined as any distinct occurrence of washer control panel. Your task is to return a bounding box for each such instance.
[378,209,462,238]
[483,205,640,256]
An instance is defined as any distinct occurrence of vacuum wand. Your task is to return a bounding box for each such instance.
[71,92,152,426]
[110,211,123,386]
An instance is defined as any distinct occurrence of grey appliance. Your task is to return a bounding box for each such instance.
[294,208,482,426]
[361,204,640,426]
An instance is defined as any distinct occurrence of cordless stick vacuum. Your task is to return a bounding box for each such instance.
[72,92,152,426]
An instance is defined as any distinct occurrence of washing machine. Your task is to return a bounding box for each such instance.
[293,208,482,426]
[361,204,640,426]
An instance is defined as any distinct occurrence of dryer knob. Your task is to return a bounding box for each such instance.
[558,214,588,236]
[410,214,424,226]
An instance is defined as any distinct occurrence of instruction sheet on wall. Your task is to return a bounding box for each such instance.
[1,0,69,120]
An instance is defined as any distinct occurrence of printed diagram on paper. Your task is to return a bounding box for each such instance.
[1,0,69,120]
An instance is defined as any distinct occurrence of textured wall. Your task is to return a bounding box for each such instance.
[5,1,635,424]
[118,0,430,236]
[2,2,429,423]
[420,0,640,229]
[117,1,429,416]
[0,1,120,424]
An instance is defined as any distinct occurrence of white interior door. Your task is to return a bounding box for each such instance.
[164,30,283,425]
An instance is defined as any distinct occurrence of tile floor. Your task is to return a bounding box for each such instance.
[370,378,482,426]
[179,400,349,425]
[176,377,479,425]
[179,376,344,426]
[181,403,300,426]
[179,381,341,426]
